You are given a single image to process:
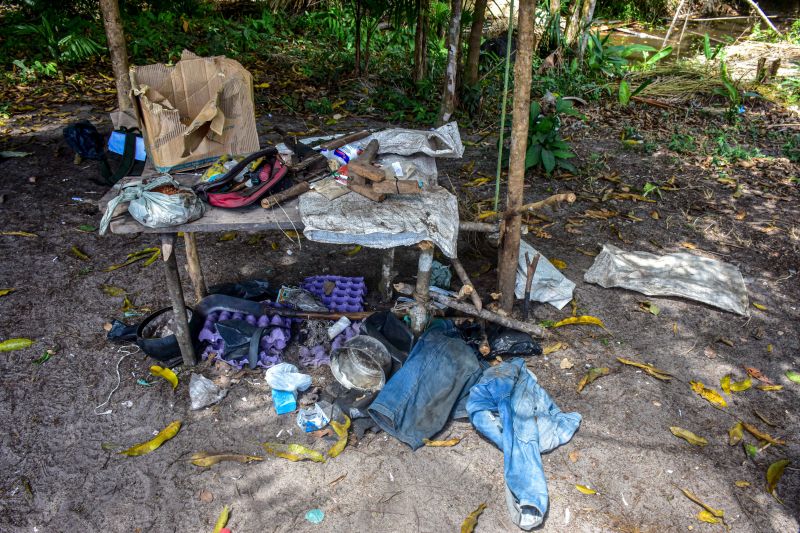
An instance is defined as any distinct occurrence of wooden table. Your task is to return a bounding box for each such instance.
[98,174,430,367]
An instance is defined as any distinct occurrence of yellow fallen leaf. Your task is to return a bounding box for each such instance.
[254,82,271,88]
[560,357,574,370]
[150,365,178,390]
[423,437,461,447]
[464,176,491,187]
[0,231,38,237]
[119,420,181,456]
[553,315,605,329]
[720,374,731,395]
[741,422,785,445]
[650,210,660,220]
[476,211,497,220]
[766,344,773,353]
[218,232,237,242]
[284,230,302,239]
[752,302,767,311]
[212,505,230,533]
[460,503,486,533]
[730,377,751,392]
[757,384,783,391]
[550,258,567,270]
[753,410,776,427]
[766,459,789,503]
[681,488,724,518]
[734,480,750,488]
[262,442,326,462]
[670,427,708,446]
[327,415,351,458]
[680,242,697,250]
[577,367,610,393]
[0,288,16,297]
[191,452,263,467]
[344,245,362,256]
[728,422,743,446]
[70,245,91,261]
[542,342,565,355]
[0,338,33,352]
[617,357,672,381]
[697,510,721,524]
[690,381,727,408]
[575,484,597,495]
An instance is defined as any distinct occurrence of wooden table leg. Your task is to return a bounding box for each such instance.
[410,241,434,336]
[183,232,208,302]
[379,248,395,303]
[161,233,197,367]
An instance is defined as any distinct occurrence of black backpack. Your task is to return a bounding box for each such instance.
[63,121,143,185]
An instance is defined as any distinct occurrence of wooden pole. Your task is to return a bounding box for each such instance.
[161,233,196,367]
[99,0,132,111]
[497,0,536,313]
[439,0,463,124]
[410,241,434,335]
[379,248,396,303]
[662,0,686,48]
[743,0,781,36]
[451,257,483,311]
[464,0,489,87]
[183,232,207,302]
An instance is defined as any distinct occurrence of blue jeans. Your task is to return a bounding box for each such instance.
[467,358,581,530]
[368,319,482,450]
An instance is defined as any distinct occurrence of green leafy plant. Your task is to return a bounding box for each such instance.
[618,78,654,105]
[642,182,662,199]
[702,33,723,61]
[782,134,800,163]
[584,31,662,77]
[524,98,583,175]
[12,59,58,80]
[714,61,741,111]
[668,133,696,153]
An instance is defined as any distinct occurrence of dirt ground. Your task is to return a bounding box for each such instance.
[0,98,798,533]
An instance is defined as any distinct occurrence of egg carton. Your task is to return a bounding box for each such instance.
[198,311,292,369]
[302,276,366,313]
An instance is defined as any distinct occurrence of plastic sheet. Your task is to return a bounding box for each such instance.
[189,374,227,410]
[584,244,749,315]
[265,363,312,393]
[363,122,464,159]
[99,175,204,235]
[514,240,575,310]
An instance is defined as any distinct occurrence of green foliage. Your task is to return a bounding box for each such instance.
[12,59,58,80]
[595,0,669,23]
[584,31,663,78]
[668,133,696,154]
[524,98,583,175]
[713,61,741,111]
[783,134,800,163]
[13,15,105,64]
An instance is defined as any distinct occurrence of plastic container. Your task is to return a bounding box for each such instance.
[330,335,392,392]
[272,389,296,415]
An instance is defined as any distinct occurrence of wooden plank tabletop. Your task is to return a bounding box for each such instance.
[97,173,303,235]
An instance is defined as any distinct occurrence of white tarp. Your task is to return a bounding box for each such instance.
[363,122,464,159]
[584,244,749,315]
[514,240,576,310]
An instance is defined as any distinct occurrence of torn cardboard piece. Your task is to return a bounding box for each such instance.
[584,244,749,315]
[130,50,259,173]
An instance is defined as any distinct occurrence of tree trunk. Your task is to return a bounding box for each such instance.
[413,0,430,83]
[564,0,582,47]
[577,0,597,60]
[464,0,488,87]
[439,0,463,124]
[99,0,131,111]
[354,0,363,76]
[497,0,536,313]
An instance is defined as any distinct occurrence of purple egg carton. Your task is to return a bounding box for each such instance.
[302,276,366,312]
[198,311,292,369]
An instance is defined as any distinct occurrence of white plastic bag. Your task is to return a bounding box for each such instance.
[99,175,204,235]
[189,374,227,410]
[265,363,312,392]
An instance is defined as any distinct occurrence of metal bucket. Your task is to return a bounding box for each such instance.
[330,335,392,392]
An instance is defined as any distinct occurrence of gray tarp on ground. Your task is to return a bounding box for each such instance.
[514,240,575,310]
[584,244,749,315]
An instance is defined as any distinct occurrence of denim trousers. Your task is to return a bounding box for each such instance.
[467,358,581,530]
[368,319,482,450]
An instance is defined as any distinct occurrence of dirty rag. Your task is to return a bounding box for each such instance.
[467,358,581,530]
[583,244,749,315]
[367,319,481,449]
[514,240,575,310]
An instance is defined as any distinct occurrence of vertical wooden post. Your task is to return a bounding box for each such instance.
[464,0,488,87]
[410,241,434,335]
[379,248,396,303]
[161,233,196,367]
[99,0,132,111]
[183,232,207,303]
[496,0,536,313]
[439,0,463,124]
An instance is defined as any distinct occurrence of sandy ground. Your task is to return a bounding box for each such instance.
[0,102,798,532]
